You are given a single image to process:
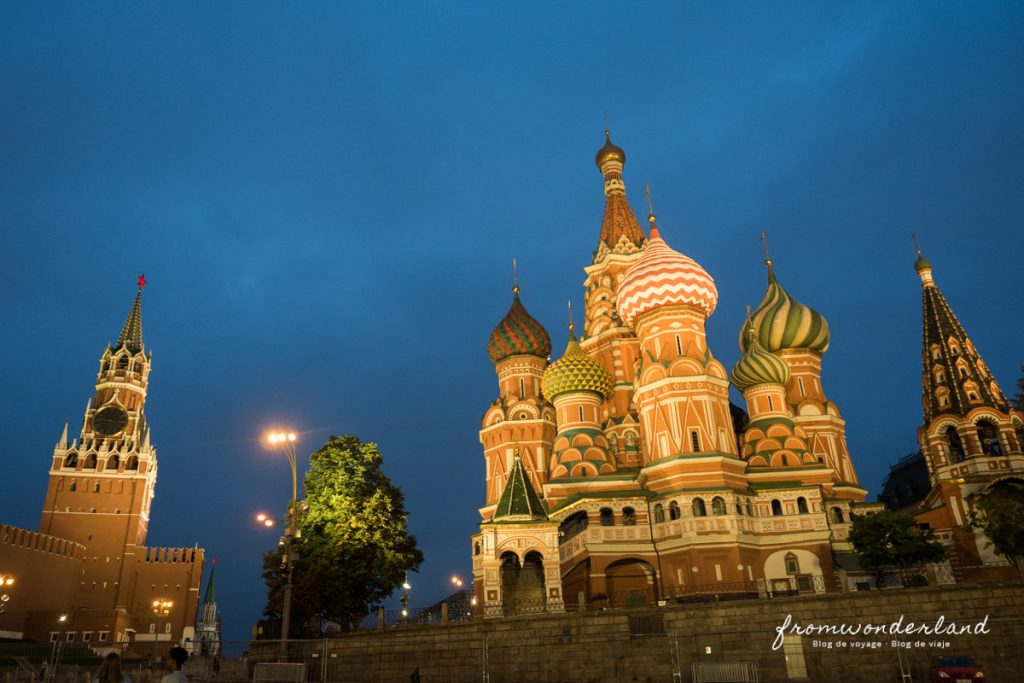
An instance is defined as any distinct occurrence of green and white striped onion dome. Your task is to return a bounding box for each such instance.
[740,268,829,354]
[732,335,791,391]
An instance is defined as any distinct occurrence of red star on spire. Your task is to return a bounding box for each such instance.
[137,273,147,290]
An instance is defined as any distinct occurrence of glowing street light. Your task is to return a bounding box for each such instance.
[264,429,300,660]
[150,599,173,657]
[255,513,275,528]
[450,575,464,588]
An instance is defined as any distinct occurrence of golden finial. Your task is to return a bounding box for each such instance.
[512,257,519,296]
[760,230,773,269]
[567,299,576,337]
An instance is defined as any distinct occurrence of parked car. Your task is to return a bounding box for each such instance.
[932,655,984,681]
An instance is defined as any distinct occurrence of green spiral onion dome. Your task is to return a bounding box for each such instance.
[487,288,552,364]
[732,334,792,391]
[740,265,830,354]
[541,327,613,401]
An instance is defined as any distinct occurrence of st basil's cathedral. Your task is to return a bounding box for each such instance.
[470,132,1023,614]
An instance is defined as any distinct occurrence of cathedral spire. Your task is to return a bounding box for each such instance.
[918,253,1009,423]
[115,274,146,354]
[594,130,646,260]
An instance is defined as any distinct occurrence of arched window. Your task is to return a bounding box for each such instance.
[579,465,589,477]
[559,511,589,540]
[831,507,844,523]
[117,356,129,370]
[84,454,97,469]
[474,542,481,556]
[690,498,705,518]
[746,501,754,516]
[797,497,809,514]
[63,453,78,468]
[977,420,1002,456]
[784,553,800,575]
[69,481,77,492]
[735,502,743,515]
[125,456,139,470]
[771,499,783,516]
[622,507,636,526]
[600,508,615,526]
[945,425,965,463]
[690,431,701,452]
[711,497,726,516]
[107,454,119,470]
[93,482,100,493]
[669,501,681,520]
[958,366,968,379]
[780,454,790,466]
[654,504,665,523]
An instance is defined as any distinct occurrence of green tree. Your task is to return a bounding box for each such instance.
[849,509,946,587]
[262,435,424,634]
[966,481,1024,577]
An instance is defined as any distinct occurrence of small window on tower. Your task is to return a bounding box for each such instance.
[691,431,701,452]
[519,378,525,399]
[578,406,584,421]
[69,482,77,492]
[767,396,774,411]
[675,335,682,355]
[117,356,129,370]
[94,482,100,493]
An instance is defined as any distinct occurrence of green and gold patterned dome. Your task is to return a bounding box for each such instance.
[541,326,613,401]
[740,265,830,354]
[732,334,791,391]
[487,287,552,364]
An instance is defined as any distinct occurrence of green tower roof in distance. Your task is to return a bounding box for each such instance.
[492,456,547,522]
[203,560,216,604]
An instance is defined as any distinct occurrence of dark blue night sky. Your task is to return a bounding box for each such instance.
[2,3,1021,642]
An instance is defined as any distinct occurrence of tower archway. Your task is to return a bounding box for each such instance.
[605,558,656,608]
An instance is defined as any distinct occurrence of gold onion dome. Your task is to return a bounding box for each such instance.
[487,287,552,364]
[595,130,626,168]
[740,264,830,354]
[732,334,792,391]
[541,326,613,401]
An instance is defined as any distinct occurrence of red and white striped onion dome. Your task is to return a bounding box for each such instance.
[616,224,718,327]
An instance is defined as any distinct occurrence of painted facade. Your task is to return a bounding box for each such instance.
[472,133,872,615]
[0,279,205,646]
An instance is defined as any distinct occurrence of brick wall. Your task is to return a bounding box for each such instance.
[273,582,1024,683]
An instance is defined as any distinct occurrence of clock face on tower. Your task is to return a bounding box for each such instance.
[93,405,129,436]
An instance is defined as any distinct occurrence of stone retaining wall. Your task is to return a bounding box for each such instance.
[291,582,1024,682]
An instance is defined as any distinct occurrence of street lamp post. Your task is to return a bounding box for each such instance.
[266,431,298,661]
[0,574,14,615]
[151,599,173,659]
[400,577,411,622]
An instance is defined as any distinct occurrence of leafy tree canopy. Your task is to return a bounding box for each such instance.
[262,435,423,635]
[849,508,946,586]
[967,479,1024,575]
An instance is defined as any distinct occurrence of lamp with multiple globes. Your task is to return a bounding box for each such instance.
[255,513,275,528]
[0,574,13,614]
[150,599,173,656]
